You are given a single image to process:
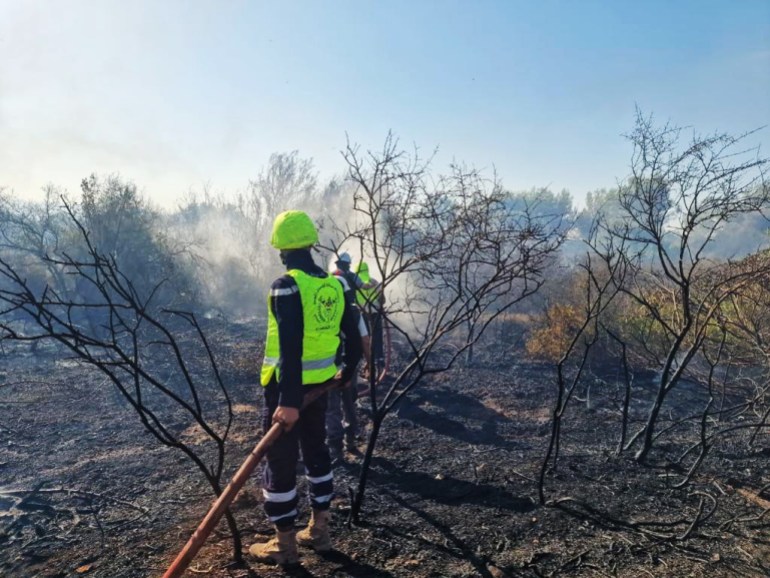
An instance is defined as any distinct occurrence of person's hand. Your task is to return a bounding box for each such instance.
[272,406,299,431]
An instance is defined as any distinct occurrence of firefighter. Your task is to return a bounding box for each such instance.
[333,251,379,292]
[250,210,362,565]
[327,259,370,463]
[356,261,385,379]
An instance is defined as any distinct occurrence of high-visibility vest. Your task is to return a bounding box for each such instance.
[260,269,344,386]
[356,284,382,311]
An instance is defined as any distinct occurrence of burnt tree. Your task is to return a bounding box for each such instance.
[326,134,567,520]
[591,110,770,463]
[0,200,244,561]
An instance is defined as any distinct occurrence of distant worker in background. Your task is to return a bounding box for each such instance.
[333,252,379,295]
[355,261,385,381]
[250,211,362,566]
[327,256,371,464]
[332,252,376,384]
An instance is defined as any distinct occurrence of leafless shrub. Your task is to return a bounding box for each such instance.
[325,133,568,520]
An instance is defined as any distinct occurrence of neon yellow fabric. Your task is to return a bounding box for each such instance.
[355,261,370,283]
[261,269,344,386]
[356,284,382,309]
[270,211,318,250]
[354,262,381,308]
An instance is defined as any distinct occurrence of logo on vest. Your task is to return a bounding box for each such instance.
[313,285,339,326]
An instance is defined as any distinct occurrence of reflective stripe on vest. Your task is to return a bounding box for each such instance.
[260,269,344,386]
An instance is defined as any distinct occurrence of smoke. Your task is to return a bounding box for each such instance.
[163,168,359,321]
[163,198,269,320]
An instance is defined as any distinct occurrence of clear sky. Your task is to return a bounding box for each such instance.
[1,0,768,209]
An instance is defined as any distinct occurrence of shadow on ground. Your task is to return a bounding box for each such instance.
[395,385,510,448]
[368,455,536,513]
[239,549,396,578]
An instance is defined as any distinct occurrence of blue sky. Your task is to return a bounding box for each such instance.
[1,0,768,209]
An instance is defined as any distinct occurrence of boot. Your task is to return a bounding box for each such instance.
[248,527,299,565]
[296,509,332,552]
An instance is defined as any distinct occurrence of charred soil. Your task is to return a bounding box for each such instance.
[1,321,768,577]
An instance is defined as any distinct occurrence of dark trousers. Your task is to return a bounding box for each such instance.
[261,380,333,529]
[370,311,384,360]
[326,375,359,449]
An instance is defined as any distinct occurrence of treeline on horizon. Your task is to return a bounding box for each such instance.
[1,124,768,324]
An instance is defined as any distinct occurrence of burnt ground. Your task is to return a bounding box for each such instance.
[1,320,768,578]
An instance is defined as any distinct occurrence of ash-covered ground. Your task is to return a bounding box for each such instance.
[1,320,768,578]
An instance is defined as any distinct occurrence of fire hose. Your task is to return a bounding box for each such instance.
[162,377,342,578]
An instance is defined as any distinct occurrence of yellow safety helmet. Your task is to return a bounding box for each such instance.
[270,210,318,250]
